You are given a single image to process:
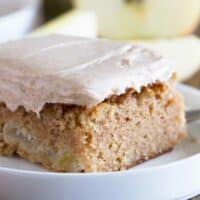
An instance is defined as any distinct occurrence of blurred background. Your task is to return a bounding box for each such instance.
[0,0,200,89]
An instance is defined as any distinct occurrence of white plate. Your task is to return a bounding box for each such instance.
[0,84,199,200]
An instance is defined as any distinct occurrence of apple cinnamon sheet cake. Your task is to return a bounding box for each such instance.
[0,35,186,172]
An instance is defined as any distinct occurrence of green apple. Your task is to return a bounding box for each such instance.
[32,10,97,38]
[74,0,200,39]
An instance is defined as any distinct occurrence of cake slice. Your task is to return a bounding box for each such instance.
[0,35,186,172]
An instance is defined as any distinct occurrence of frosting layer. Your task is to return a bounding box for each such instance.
[0,35,174,114]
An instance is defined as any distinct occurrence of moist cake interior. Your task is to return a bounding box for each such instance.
[0,79,185,172]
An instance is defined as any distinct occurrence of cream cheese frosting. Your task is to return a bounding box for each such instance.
[0,35,174,114]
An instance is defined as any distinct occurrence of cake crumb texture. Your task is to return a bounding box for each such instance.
[0,81,186,172]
